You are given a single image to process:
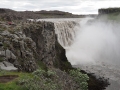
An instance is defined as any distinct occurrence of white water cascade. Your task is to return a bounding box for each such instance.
[54,21,79,48]
[38,18,80,48]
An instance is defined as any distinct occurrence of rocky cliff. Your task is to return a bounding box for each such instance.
[0,20,72,72]
[98,8,120,14]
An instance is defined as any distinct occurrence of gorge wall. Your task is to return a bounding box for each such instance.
[98,8,120,14]
[0,20,73,72]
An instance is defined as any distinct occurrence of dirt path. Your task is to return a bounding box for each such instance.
[0,75,18,83]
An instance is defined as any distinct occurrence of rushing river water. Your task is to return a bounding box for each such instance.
[74,62,120,90]
[38,18,120,90]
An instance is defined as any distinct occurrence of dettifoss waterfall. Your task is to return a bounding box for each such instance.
[42,18,120,90]
[54,21,78,47]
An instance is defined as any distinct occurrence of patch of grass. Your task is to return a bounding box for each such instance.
[0,71,32,90]
[0,81,26,90]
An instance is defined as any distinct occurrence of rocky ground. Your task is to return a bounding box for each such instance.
[0,21,37,72]
[0,20,74,71]
[0,75,18,83]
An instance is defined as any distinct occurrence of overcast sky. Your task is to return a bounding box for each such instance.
[0,0,120,14]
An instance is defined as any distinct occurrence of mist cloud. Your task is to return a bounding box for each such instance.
[66,17,120,67]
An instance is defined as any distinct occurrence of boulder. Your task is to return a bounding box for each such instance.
[1,30,10,36]
[0,61,18,71]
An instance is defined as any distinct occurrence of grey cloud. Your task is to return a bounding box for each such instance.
[0,0,119,14]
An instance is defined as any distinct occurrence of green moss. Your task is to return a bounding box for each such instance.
[0,82,27,90]
[0,57,4,62]
[54,40,73,72]
[37,60,47,71]
[3,43,10,50]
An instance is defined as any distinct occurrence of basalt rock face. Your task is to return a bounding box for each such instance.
[23,21,56,67]
[0,20,72,72]
[0,30,37,72]
[98,8,120,14]
[23,21,72,70]
[55,38,73,71]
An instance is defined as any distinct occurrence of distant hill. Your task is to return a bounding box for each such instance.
[0,8,96,21]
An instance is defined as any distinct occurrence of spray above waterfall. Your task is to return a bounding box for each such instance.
[66,17,120,66]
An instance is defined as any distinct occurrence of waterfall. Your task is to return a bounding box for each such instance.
[36,18,80,48]
[37,17,120,90]
[54,21,79,48]
[64,17,120,90]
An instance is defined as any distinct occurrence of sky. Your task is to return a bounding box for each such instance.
[0,0,120,14]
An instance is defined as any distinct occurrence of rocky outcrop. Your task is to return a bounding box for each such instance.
[23,21,72,70]
[23,21,56,67]
[0,28,37,72]
[0,61,17,71]
[98,8,120,14]
[0,20,72,72]
[54,40,73,71]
